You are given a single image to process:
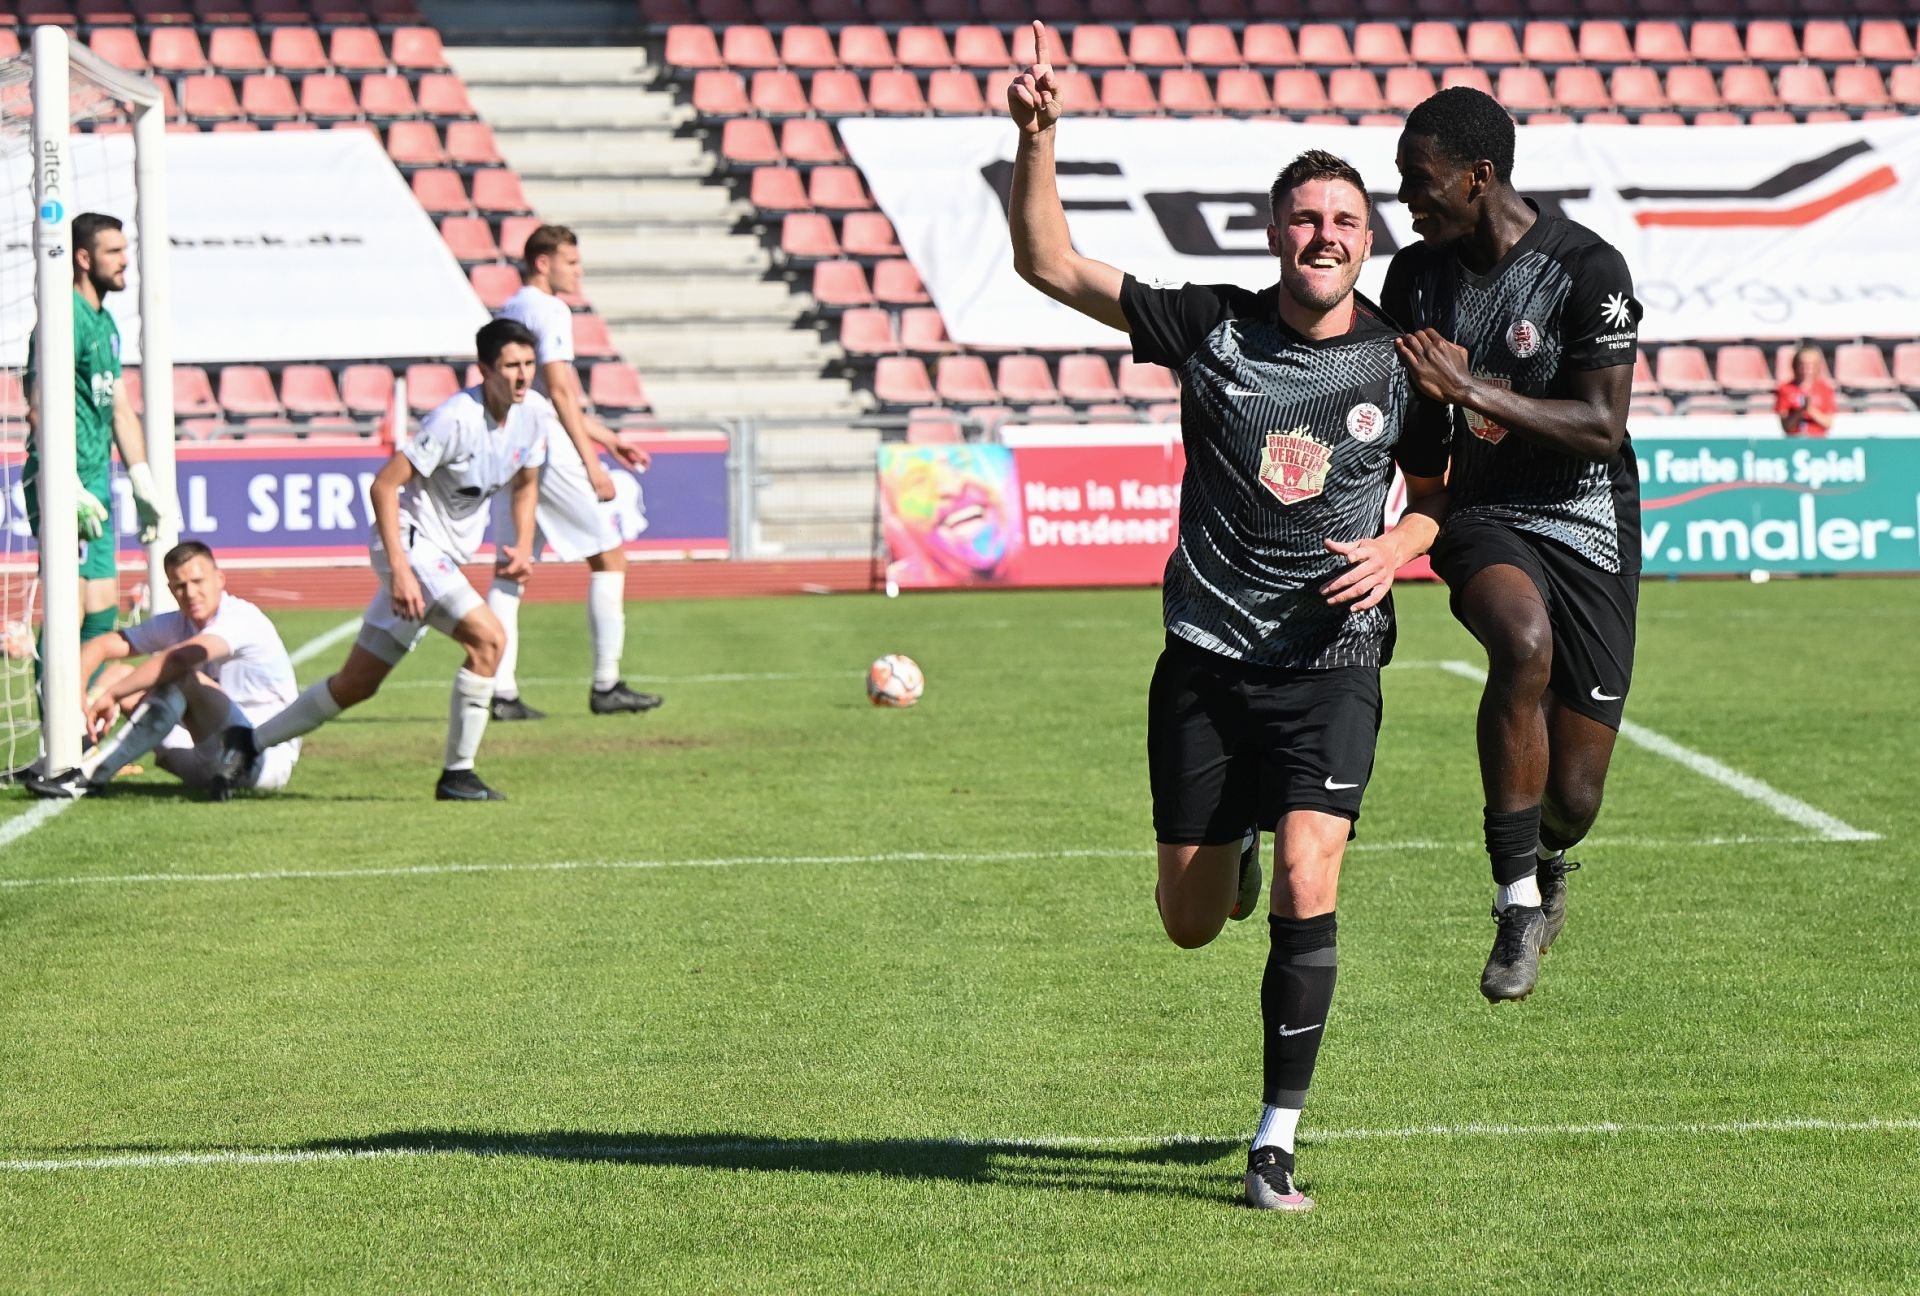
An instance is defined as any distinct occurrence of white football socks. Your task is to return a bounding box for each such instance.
[588,570,624,691]
[1537,839,1562,862]
[256,679,342,749]
[444,667,495,771]
[82,686,188,784]
[487,577,523,699]
[1253,1104,1303,1155]
[1496,873,1543,911]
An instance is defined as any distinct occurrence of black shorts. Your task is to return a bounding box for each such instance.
[1147,635,1382,845]
[1431,516,1639,730]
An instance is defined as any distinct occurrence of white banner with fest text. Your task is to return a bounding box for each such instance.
[3,130,491,366]
[838,117,1920,349]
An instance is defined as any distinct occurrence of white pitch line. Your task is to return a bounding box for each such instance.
[1434,660,1880,843]
[4,1115,1915,1174]
[287,616,362,667]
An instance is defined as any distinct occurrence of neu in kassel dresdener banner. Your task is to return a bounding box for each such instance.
[838,118,1920,348]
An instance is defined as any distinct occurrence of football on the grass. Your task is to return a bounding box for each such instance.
[866,654,924,708]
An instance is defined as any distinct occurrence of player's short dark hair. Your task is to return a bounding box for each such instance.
[1269,150,1369,216]
[163,539,216,573]
[71,212,123,261]
[522,224,578,273]
[477,318,539,368]
[1402,87,1517,183]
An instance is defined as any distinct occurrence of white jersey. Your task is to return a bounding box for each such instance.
[387,386,551,563]
[122,593,298,728]
[498,285,575,396]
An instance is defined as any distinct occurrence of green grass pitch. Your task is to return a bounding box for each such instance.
[2,579,1916,1293]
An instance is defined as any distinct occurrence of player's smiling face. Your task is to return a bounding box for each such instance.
[1269,178,1372,312]
[165,554,225,626]
[484,342,538,406]
[1394,134,1476,244]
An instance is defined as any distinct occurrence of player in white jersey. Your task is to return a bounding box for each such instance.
[488,224,662,721]
[217,320,548,801]
[23,541,299,799]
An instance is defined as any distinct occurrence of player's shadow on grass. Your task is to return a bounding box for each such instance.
[301,1129,1240,1201]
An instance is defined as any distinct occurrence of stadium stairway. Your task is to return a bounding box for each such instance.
[444,44,864,424]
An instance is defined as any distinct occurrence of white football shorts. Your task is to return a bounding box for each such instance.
[159,725,298,791]
[358,542,484,664]
[491,429,621,564]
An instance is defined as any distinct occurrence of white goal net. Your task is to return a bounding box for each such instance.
[0,27,172,778]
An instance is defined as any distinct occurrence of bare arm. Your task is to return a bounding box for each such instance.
[1322,472,1449,610]
[1398,329,1631,462]
[369,451,425,619]
[79,630,135,694]
[111,380,148,468]
[1007,21,1128,332]
[499,466,539,582]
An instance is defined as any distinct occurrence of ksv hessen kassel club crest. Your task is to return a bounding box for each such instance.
[1259,427,1332,506]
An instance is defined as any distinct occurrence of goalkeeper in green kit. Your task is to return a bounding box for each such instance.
[24,212,178,653]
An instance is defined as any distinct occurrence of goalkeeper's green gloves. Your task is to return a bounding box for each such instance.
[75,479,110,543]
[126,462,177,546]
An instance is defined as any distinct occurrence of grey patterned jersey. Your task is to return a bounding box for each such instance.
[1382,207,1643,574]
[1122,276,1449,670]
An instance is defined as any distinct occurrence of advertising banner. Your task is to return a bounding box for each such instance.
[0,432,731,566]
[839,117,1920,348]
[2,131,491,366]
[1639,436,1920,574]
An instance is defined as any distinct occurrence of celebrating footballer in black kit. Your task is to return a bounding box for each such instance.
[1006,21,1449,1213]
[1382,87,1645,1004]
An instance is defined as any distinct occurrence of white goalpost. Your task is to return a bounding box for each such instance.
[1,25,173,777]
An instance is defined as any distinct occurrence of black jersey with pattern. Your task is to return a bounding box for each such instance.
[1381,206,1644,574]
[1121,275,1450,670]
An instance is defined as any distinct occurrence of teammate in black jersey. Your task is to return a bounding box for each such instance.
[1008,22,1449,1212]
[1382,88,1645,1003]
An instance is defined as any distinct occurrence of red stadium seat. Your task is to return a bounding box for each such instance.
[873,259,930,306]
[1118,357,1179,401]
[1713,346,1774,395]
[1297,23,1355,66]
[1553,67,1612,111]
[747,70,808,116]
[810,166,872,211]
[1243,24,1299,68]
[1633,21,1689,64]
[663,25,723,70]
[1409,22,1466,65]
[936,356,999,404]
[438,216,498,263]
[1859,21,1915,63]
[405,364,459,414]
[748,166,810,211]
[218,365,285,417]
[211,121,259,134]
[1609,67,1666,112]
[1128,24,1185,67]
[966,405,1015,434]
[1466,22,1524,66]
[953,25,1011,69]
[0,373,24,422]
[236,73,298,120]
[900,308,957,354]
[572,315,616,360]
[279,365,347,419]
[1496,68,1553,113]
[720,25,780,70]
[779,213,841,260]
[1145,401,1181,424]
[1833,67,1892,109]
[874,357,938,407]
[391,26,447,71]
[1664,67,1723,110]
[88,28,148,71]
[410,169,468,214]
[1386,67,1437,110]
[149,27,209,72]
[1777,67,1835,110]
[842,211,903,258]
[1009,22,1062,66]
[1654,346,1716,394]
[208,26,266,72]
[773,25,833,70]
[174,367,221,419]
[1891,343,1920,391]
[1630,351,1657,396]
[806,69,867,115]
[269,26,327,73]
[895,26,953,69]
[385,122,447,168]
[417,75,476,119]
[1329,69,1385,112]
[1688,22,1744,65]
[905,409,965,444]
[340,364,395,417]
[812,260,874,308]
[997,355,1061,405]
[1801,21,1859,63]
[838,25,894,70]
[1071,24,1129,68]
[1745,110,1797,126]
[182,76,242,121]
[1353,23,1409,66]
[1720,67,1781,110]
[444,122,503,167]
[300,73,359,120]
[1835,344,1896,391]
[839,307,900,356]
[1100,70,1158,114]
[1522,22,1578,65]
[1441,66,1494,95]
[1160,69,1217,114]
[929,70,987,115]
[1217,69,1274,113]
[1577,21,1633,64]
[779,118,842,164]
[1185,24,1240,67]
[1274,70,1330,113]
[1058,355,1120,403]
[691,71,751,118]
[588,363,648,413]
[1744,21,1800,63]
[1893,66,1920,108]
[328,27,387,72]
[469,263,521,309]
[870,70,930,114]
[359,74,421,119]
[471,170,531,215]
